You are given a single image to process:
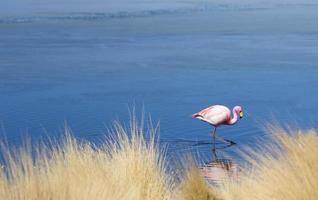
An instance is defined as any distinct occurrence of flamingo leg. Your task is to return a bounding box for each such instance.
[212,146,217,161]
[211,127,217,151]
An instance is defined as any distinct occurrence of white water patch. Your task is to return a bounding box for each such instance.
[2,0,195,16]
[2,0,318,16]
[1,0,318,24]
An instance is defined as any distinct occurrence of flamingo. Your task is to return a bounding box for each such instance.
[192,105,243,147]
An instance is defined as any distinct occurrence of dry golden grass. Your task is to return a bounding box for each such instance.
[173,127,318,200]
[220,128,318,200]
[0,119,171,200]
[0,120,317,200]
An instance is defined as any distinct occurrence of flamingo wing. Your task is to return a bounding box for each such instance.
[193,105,230,126]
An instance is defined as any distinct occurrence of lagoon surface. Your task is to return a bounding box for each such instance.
[0,1,318,160]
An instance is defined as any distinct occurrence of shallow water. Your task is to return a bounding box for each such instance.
[0,3,318,161]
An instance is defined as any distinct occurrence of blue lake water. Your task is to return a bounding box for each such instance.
[0,3,318,161]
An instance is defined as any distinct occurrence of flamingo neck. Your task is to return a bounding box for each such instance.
[228,107,238,125]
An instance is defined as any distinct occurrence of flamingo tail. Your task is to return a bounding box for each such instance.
[192,113,203,118]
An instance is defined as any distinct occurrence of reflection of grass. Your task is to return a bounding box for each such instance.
[0,121,317,200]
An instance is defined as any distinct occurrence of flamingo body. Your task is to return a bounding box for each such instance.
[192,105,243,127]
[192,104,243,145]
[192,105,231,126]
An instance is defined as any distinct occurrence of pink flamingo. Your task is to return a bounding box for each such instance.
[192,105,243,146]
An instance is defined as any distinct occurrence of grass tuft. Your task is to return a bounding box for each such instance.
[0,121,317,200]
[0,120,171,200]
[221,128,318,200]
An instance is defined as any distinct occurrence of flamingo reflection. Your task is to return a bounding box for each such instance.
[199,143,239,184]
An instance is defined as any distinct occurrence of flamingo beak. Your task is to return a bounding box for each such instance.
[239,111,243,118]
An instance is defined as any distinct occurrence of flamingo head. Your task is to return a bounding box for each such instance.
[234,106,243,119]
